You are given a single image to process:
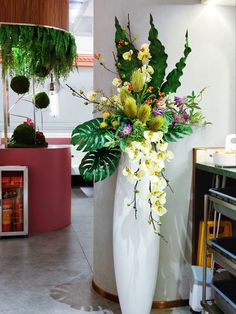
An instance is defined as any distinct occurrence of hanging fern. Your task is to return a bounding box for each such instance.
[0,24,77,81]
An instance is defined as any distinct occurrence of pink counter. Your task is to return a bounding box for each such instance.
[0,145,71,233]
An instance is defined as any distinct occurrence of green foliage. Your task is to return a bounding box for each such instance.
[12,123,35,145]
[79,147,121,182]
[115,17,142,81]
[71,118,109,152]
[148,15,168,90]
[0,24,76,81]
[34,92,50,109]
[10,76,30,94]
[164,124,193,142]
[161,31,192,93]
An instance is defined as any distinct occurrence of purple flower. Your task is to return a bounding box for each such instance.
[173,113,182,122]
[173,112,189,123]
[153,107,166,116]
[174,96,188,107]
[119,123,132,137]
[182,112,189,120]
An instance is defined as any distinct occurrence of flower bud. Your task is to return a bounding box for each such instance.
[149,116,164,131]
[124,96,137,118]
[131,70,145,92]
[137,104,151,124]
[119,87,130,105]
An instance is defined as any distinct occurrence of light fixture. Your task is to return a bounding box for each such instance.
[201,0,236,5]
[49,74,59,117]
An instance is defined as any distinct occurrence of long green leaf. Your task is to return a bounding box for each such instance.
[148,15,168,89]
[161,31,192,94]
[164,124,193,142]
[79,147,121,182]
[71,118,107,152]
[115,17,141,81]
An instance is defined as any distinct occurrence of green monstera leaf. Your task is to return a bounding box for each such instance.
[79,147,121,182]
[115,17,142,82]
[161,31,192,94]
[164,124,193,142]
[71,118,108,152]
[148,15,168,90]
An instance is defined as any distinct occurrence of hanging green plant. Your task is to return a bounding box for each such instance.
[34,92,50,109]
[10,75,30,94]
[0,24,77,81]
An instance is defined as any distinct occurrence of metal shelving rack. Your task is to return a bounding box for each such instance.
[201,194,236,313]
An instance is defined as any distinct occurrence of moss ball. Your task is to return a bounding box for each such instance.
[34,65,50,78]
[13,124,35,145]
[34,92,50,109]
[10,76,30,94]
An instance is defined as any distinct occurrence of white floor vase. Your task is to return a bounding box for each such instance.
[113,153,160,314]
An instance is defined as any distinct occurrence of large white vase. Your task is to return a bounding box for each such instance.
[113,153,160,314]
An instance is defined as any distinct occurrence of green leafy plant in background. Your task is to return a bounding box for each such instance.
[0,24,76,81]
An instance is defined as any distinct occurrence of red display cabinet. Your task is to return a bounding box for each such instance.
[0,166,28,236]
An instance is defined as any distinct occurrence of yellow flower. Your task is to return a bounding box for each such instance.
[165,150,174,161]
[112,78,122,87]
[138,104,151,124]
[119,87,130,105]
[100,122,107,128]
[123,50,133,61]
[149,116,164,132]
[144,130,163,143]
[87,91,97,101]
[138,44,151,63]
[102,111,110,118]
[112,120,119,128]
[100,97,109,105]
[131,70,145,92]
[122,167,133,178]
[156,141,168,152]
[151,178,167,191]
[152,202,167,216]
[124,96,137,118]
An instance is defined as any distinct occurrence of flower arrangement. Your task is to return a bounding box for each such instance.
[70,15,208,231]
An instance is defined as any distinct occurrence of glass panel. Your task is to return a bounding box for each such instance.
[1,171,24,232]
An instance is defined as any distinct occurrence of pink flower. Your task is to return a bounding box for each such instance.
[24,118,35,129]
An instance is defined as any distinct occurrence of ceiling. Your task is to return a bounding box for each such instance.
[69,0,93,37]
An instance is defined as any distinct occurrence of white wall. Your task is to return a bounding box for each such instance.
[93,0,235,301]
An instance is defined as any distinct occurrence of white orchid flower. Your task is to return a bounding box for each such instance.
[144,131,163,143]
[87,91,97,101]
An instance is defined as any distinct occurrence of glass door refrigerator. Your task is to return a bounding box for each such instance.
[0,166,28,237]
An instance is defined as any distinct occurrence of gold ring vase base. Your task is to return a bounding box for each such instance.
[92,280,188,309]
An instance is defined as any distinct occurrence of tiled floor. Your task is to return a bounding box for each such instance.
[0,188,190,314]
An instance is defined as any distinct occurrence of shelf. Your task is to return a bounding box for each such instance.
[209,246,236,276]
[201,300,223,314]
[208,195,236,221]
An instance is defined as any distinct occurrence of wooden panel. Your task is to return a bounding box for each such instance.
[0,0,68,31]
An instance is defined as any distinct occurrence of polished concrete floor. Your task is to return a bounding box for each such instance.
[0,188,190,314]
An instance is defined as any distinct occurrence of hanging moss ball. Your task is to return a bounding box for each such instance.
[34,65,50,78]
[13,124,35,145]
[10,76,30,94]
[34,92,50,109]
